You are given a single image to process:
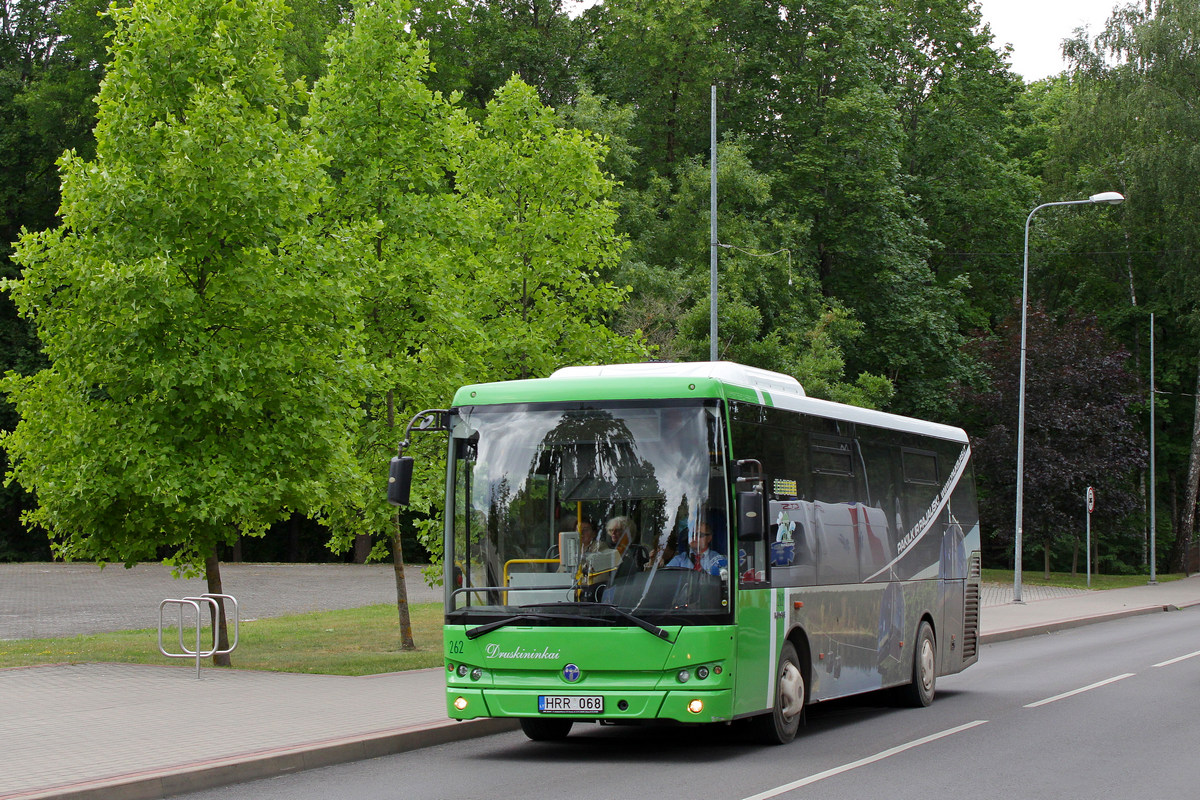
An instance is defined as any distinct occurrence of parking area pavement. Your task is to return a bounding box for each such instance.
[0,562,442,640]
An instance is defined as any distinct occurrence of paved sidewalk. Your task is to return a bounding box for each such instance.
[3,571,1200,800]
[978,575,1200,643]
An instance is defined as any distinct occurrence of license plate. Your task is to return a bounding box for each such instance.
[538,695,603,713]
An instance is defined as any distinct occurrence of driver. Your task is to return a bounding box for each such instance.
[667,520,727,576]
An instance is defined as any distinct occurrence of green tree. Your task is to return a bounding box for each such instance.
[1047,0,1200,571]
[582,0,720,174]
[616,136,893,407]
[881,0,1037,329]
[2,0,367,661]
[456,76,647,380]
[278,0,355,84]
[309,0,473,647]
[1,1,113,558]
[410,0,585,115]
[710,1,973,417]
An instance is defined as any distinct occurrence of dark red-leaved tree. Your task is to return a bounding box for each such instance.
[962,306,1145,576]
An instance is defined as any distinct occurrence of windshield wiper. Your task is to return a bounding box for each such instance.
[519,602,671,641]
[465,612,584,640]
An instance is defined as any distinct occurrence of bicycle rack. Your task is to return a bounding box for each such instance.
[158,593,239,678]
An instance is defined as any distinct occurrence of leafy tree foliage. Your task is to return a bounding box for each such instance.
[456,76,646,379]
[10,0,1186,579]
[582,0,719,173]
[310,4,644,612]
[963,307,1145,575]
[576,0,1021,416]
[308,0,472,645]
[409,0,586,114]
[1043,0,1200,571]
[2,0,368,625]
[1,1,111,558]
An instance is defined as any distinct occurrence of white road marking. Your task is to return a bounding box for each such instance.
[1153,649,1200,668]
[1024,673,1135,708]
[739,720,989,800]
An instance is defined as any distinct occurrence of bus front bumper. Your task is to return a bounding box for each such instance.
[446,688,734,725]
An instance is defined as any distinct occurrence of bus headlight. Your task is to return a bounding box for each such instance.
[677,669,691,683]
[470,668,483,681]
[687,699,704,714]
[453,696,468,711]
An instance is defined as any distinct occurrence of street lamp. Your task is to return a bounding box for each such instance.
[1014,191,1124,604]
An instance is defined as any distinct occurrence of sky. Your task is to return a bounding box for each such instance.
[976,0,1124,81]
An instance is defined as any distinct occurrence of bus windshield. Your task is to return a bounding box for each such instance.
[446,400,731,626]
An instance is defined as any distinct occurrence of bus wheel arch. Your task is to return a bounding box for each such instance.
[750,631,809,745]
[897,616,936,708]
[782,630,811,719]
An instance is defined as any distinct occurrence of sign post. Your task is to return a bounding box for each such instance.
[1086,486,1095,588]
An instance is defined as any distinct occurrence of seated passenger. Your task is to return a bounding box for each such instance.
[606,516,636,555]
[559,518,605,573]
[607,516,649,577]
[667,520,728,576]
[579,518,602,553]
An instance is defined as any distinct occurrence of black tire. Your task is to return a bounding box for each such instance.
[519,717,574,741]
[749,640,805,745]
[897,620,936,708]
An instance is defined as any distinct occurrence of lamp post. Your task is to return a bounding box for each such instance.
[1014,191,1124,604]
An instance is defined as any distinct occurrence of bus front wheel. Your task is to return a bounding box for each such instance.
[519,717,574,741]
[750,640,804,745]
[897,620,936,708]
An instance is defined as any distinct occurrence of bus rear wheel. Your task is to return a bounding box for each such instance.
[750,640,804,745]
[897,620,936,708]
[519,717,574,741]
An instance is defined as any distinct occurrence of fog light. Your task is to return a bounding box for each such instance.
[470,668,483,681]
[457,664,469,677]
[687,699,704,714]
[453,696,468,711]
[697,666,710,680]
[677,669,691,683]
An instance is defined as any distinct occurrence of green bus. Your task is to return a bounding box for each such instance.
[389,362,981,744]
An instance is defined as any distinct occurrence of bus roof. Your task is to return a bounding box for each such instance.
[452,361,967,443]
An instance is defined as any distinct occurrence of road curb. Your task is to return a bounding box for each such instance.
[5,718,519,800]
[979,603,1180,645]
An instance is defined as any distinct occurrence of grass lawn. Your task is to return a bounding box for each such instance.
[0,603,445,676]
[981,568,1184,591]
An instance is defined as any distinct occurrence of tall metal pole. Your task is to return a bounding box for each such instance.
[1150,312,1157,584]
[1014,205,1041,604]
[1086,488,1092,589]
[1014,192,1124,604]
[709,85,718,362]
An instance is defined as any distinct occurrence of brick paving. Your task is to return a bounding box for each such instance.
[0,662,450,799]
[980,581,1090,607]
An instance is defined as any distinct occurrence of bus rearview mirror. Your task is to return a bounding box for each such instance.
[387,455,414,506]
[738,490,764,540]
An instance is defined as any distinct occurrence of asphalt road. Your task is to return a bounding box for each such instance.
[170,607,1200,800]
[0,562,443,639]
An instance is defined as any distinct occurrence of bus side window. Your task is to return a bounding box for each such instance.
[739,537,767,584]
